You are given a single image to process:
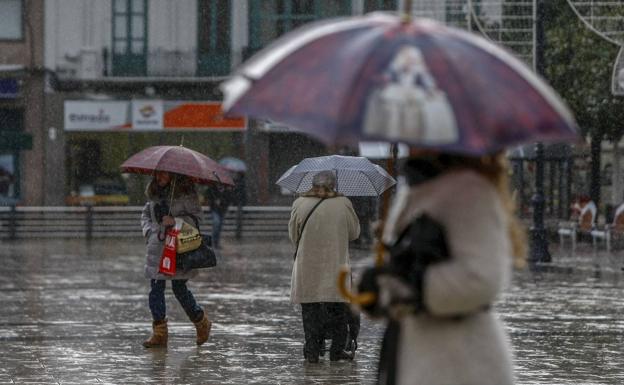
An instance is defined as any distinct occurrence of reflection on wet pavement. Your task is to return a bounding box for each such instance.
[0,239,623,384]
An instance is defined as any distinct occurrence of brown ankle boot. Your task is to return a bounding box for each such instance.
[193,313,212,346]
[143,319,168,348]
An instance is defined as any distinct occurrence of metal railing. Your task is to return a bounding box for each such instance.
[0,206,291,240]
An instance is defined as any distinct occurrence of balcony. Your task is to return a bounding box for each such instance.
[56,47,231,80]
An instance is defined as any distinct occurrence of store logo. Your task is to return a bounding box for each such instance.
[139,105,155,118]
[68,109,110,123]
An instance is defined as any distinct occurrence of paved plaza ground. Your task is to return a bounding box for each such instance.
[1,237,624,384]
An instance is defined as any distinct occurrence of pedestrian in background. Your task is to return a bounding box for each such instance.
[289,171,360,363]
[205,184,233,249]
[357,152,525,385]
[140,171,212,348]
[351,195,377,248]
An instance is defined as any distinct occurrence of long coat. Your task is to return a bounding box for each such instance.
[141,192,202,280]
[381,170,515,385]
[289,195,360,304]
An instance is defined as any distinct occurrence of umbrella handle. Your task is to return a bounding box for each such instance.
[337,268,377,306]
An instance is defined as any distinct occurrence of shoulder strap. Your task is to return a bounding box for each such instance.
[293,198,325,260]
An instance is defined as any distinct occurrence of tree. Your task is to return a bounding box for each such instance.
[543,0,624,206]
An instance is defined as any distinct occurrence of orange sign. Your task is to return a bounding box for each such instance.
[164,102,246,130]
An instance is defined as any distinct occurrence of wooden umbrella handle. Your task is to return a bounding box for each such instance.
[337,268,377,306]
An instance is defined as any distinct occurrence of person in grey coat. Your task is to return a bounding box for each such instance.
[140,171,211,348]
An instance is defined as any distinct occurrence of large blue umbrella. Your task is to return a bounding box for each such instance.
[276,155,396,196]
[222,13,579,155]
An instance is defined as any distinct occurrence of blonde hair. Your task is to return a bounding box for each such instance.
[454,153,527,269]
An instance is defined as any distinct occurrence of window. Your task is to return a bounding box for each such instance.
[197,0,231,76]
[363,0,396,13]
[0,0,22,39]
[112,0,147,76]
[248,0,351,57]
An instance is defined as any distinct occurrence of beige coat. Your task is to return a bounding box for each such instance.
[382,170,515,385]
[289,196,360,304]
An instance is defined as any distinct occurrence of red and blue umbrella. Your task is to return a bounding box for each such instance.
[222,13,579,155]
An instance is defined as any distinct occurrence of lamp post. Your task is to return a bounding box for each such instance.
[529,0,551,263]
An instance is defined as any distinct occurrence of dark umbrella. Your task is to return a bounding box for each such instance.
[222,13,579,154]
[120,145,234,186]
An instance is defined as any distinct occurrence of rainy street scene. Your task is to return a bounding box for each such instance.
[3,0,624,384]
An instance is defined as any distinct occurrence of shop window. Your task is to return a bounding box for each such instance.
[112,0,147,76]
[197,0,231,76]
[0,109,25,203]
[363,0,396,13]
[0,0,22,40]
[247,0,351,58]
[0,153,17,201]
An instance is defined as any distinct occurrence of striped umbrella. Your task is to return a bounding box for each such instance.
[276,155,395,196]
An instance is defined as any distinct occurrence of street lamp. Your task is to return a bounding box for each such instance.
[529,0,551,263]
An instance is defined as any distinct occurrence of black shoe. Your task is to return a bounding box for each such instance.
[307,355,320,363]
[346,339,357,357]
[330,350,354,362]
[303,346,320,363]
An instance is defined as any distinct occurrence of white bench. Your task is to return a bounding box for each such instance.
[591,203,624,252]
[558,201,596,250]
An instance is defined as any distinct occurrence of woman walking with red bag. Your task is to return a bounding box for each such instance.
[140,170,211,348]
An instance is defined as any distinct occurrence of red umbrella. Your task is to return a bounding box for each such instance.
[120,145,234,186]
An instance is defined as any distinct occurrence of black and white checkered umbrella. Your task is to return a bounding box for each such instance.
[276,155,396,196]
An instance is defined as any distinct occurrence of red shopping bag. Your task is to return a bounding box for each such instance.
[159,225,181,276]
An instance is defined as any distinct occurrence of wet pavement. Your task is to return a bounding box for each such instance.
[0,238,624,384]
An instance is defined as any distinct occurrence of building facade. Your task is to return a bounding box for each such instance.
[0,0,45,205]
[40,0,397,206]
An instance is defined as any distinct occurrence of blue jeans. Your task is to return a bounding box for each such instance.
[211,210,223,249]
[148,279,203,322]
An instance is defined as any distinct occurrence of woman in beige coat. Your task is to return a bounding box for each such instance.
[357,153,525,385]
[289,171,360,363]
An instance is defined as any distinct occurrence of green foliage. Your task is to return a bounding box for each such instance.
[543,0,624,141]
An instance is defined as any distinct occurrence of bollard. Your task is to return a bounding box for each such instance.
[85,204,93,240]
[9,204,16,240]
[235,203,243,239]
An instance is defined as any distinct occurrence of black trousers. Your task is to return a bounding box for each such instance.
[301,302,349,358]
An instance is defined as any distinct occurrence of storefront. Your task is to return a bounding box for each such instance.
[0,78,33,205]
[63,99,246,205]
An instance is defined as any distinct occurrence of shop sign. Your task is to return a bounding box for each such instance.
[132,100,164,130]
[64,100,246,131]
[163,102,246,131]
[64,101,129,131]
[0,79,19,99]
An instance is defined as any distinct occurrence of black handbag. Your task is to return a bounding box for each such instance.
[177,234,217,271]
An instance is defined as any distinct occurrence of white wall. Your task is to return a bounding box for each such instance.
[148,0,196,51]
[45,0,204,77]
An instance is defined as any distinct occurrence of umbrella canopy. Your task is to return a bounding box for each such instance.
[121,145,234,186]
[222,13,579,155]
[276,155,396,196]
[219,157,247,173]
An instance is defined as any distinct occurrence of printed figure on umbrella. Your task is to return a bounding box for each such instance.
[364,46,457,144]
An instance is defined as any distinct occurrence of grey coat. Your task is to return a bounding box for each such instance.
[140,192,202,280]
